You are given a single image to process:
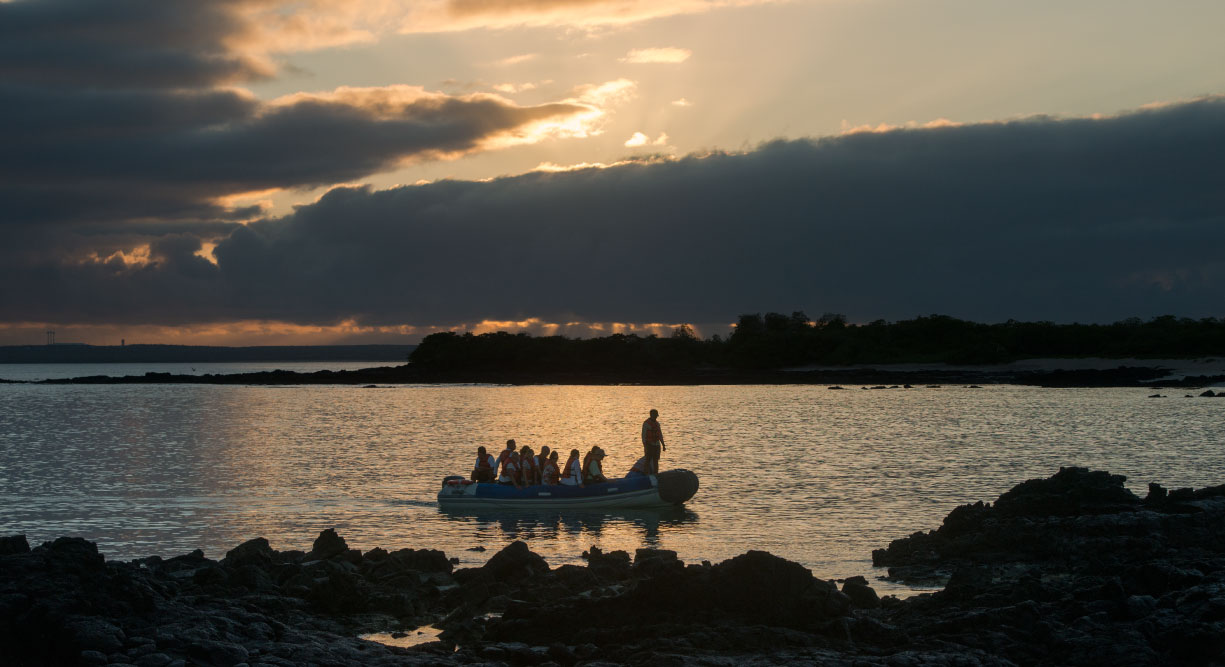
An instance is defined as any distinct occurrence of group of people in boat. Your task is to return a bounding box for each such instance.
[468,410,667,488]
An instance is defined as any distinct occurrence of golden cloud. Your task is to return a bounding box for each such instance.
[621,47,692,64]
[399,0,779,33]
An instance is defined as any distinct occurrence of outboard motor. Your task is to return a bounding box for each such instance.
[656,469,700,505]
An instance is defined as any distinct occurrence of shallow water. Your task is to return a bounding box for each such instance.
[1,383,1221,596]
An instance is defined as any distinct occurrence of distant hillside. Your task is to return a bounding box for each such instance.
[0,344,415,364]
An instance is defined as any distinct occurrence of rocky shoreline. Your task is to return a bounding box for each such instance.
[10,363,1225,388]
[3,468,1224,666]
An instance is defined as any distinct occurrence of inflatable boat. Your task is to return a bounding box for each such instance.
[436,469,699,509]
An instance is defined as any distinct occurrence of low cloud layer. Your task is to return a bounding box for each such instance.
[0,0,599,269]
[5,97,1224,331]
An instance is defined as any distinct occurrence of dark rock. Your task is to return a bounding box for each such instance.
[306,568,371,614]
[706,550,850,624]
[842,579,881,608]
[364,546,389,561]
[222,537,275,568]
[79,650,109,666]
[0,534,30,554]
[134,652,174,667]
[64,617,126,653]
[306,528,348,561]
[944,565,993,600]
[483,541,548,578]
[586,548,631,580]
[188,640,249,667]
[994,466,1140,517]
[388,547,452,573]
[1201,389,1216,397]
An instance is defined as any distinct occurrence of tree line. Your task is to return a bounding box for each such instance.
[408,313,1225,371]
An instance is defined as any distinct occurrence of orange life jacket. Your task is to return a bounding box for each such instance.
[629,457,648,475]
[582,451,595,479]
[499,459,519,481]
[475,454,492,471]
[520,456,537,481]
[563,455,581,483]
[642,418,662,444]
[541,459,559,484]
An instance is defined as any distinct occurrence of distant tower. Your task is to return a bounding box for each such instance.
[45,329,55,345]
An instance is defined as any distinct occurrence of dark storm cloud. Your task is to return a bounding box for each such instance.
[2,83,584,216]
[5,97,1224,327]
[0,0,590,269]
[0,0,267,88]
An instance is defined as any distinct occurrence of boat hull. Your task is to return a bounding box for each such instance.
[437,469,698,509]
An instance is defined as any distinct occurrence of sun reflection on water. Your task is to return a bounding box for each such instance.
[2,383,1224,598]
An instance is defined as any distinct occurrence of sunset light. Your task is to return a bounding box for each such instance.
[1,0,1223,345]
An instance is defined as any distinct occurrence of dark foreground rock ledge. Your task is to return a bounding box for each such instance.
[4,468,1225,666]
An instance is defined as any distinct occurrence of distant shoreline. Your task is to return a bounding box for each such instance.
[0,343,415,364]
[10,359,1225,388]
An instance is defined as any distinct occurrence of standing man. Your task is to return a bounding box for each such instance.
[641,409,666,474]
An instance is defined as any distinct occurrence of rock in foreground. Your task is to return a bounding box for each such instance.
[2,467,1224,665]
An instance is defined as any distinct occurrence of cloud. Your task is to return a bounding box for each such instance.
[401,0,774,33]
[571,78,637,107]
[492,82,539,94]
[840,117,962,135]
[0,0,614,290]
[0,0,271,87]
[672,98,692,107]
[625,131,669,147]
[621,47,692,64]
[6,97,1225,330]
[491,53,538,67]
[0,0,396,89]
[1,83,591,227]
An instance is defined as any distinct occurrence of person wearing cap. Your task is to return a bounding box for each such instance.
[583,446,608,484]
[641,409,666,474]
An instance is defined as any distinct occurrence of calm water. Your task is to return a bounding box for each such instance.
[1,381,1222,596]
[0,361,392,382]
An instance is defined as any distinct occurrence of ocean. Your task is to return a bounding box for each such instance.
[1,369,1221,596]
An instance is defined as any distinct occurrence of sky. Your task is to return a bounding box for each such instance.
[2,0,1224,345]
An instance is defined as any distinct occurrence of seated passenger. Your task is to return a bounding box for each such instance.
[535,446,551,474]
[583,446,609,484]
[560,449,583,486]
[626,456,649,477]
[471,446,496,482]
[519,446,538,485]
[493,439,517,479]
[541,451,561,485]
[498,451,523,488]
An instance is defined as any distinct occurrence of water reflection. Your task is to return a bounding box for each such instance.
[438,506,698,550]
[5,383,1225,599]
